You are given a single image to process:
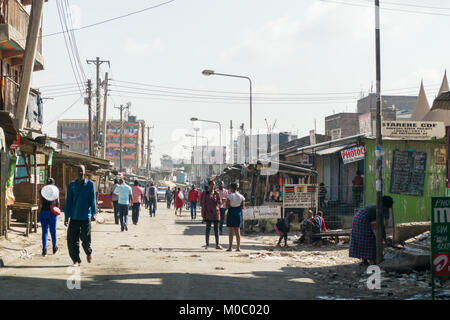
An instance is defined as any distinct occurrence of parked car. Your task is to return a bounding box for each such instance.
[157,187,168,202]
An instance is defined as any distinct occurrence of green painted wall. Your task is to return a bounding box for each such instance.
[364,138,446,224]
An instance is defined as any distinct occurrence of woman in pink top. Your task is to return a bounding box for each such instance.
[131,180,144,225]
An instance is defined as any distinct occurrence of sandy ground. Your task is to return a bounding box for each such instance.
[0,206,447,300]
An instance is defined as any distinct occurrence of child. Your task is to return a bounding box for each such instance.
[275,211,293,248]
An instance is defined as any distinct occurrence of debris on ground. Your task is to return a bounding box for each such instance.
[380,231,430,273]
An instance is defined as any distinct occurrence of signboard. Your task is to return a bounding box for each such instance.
[242,205,281,221]
[341,146,365,164]
[359,113,372,134]
[382,121,445,140]
[431,197,450,299]
[330,128,341,140]
[447,126,450,188]
[283,184,317,209]
[390,150,427,196]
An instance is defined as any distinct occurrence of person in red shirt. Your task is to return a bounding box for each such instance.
[352,170,364,207]
[188,184,200,220]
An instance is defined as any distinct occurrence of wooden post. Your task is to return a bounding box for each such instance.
[0,151,6,238]
[34,152,38,205]
[16,0,45,130]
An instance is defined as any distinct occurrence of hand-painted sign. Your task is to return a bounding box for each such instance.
[283,184,317,209]
[431,197,450,299]
[242,205,281,221]
[382,121,445,139]
[341,146,365,164]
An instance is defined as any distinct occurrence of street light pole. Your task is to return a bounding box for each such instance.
[191,117,222,172]
[202,70,253,163]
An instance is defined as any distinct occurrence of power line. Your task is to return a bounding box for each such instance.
[43,0,177,39]
[56,0,85,95]
[320,0,450,17]
[42,95,84,127]
[109,79,439,97]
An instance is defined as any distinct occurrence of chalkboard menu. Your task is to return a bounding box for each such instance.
[390,150,427,196]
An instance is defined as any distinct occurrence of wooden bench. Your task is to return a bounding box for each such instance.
[311,229,352,242]
[7,202,39,236]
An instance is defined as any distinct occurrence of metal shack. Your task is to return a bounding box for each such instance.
[363,135,446,225]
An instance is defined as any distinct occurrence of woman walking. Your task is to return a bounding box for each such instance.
[39,178,60,256]
[226,183,245,251]
[174,187,184,216]
[201,180,223,249]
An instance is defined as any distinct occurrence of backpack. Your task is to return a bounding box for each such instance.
[313,216,322,232]
[148,186,156,197]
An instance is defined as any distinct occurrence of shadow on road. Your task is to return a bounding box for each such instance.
[0,263,369,300]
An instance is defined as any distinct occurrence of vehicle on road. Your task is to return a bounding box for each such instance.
[157,187,168,202]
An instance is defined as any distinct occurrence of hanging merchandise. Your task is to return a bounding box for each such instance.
[5,154,17,205]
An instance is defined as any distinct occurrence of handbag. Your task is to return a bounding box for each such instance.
[50,203,61,216]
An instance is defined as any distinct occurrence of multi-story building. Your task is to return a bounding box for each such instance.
[57,117,146,173]
[0,0,45,129]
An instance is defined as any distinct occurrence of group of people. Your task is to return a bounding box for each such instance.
[199,180,245,251]
[110,179,158,231]
[37,163,392,267]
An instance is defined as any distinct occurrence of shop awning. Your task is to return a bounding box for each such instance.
[315,145,351,156]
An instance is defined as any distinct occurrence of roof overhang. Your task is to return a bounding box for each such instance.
[284,133,367,157]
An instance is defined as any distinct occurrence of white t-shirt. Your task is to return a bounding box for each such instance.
[227,192,245,207]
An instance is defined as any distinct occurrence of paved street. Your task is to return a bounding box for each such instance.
[0,206,325,300]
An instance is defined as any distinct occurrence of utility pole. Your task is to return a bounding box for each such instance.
[146,125,154,173]
[101,72,109,159]
[114,104,129,173]
[16,0,45,130]
[374,0,384,264]
[230,120,233,165]
[87,80,93,156]
[86,57,110,156]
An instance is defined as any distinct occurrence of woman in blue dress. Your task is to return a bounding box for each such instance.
[226,183,245,252]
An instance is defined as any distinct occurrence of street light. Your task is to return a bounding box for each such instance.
[186,133,209,182]
[202,69,253,162]
[190,117,222,170]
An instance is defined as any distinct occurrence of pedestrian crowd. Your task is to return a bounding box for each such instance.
[36,165,391,268]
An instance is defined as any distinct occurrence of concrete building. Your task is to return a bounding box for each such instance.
[325,113,361,139]
[57,117,146,173]
[357,93,418,116]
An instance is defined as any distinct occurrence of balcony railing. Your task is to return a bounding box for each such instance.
[1,0,43,54]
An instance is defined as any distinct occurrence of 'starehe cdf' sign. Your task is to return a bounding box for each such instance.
[341,146,365,164]
[431,197,450,299]
[382,121,445,139]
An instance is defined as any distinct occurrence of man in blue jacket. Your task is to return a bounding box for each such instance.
[64,164,96,267]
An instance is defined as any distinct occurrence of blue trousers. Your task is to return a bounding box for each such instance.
[118,204,129,231]
[190,201,197,219]
[148,197,156,216]
[40,210,57,250]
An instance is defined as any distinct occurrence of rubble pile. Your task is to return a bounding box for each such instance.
[380,231,430,273]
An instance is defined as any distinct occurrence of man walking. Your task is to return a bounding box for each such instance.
[188,184,199,220]
[64,165,96,266]
[110,179,119,224]
[131,180,144,225]
[113,178,132,232]
[165,188,172,209]
[147,182,157,217]
[217,181,229,235]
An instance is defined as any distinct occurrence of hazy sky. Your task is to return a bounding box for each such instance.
[34,0,450,166]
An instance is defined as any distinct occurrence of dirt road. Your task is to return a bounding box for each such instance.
[0,206,441,300]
